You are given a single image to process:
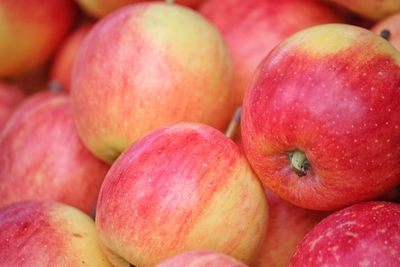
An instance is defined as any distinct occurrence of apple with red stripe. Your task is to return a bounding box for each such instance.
[241,23,400,210]
[95,123,268,267]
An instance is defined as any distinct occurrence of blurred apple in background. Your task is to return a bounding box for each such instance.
[71,2,234,163]
[0,82,24,128]
[199,0,344,106]
[0,0,76,77]
[0,201,113,266]
[50,23,93,93]
[371,13,400,51]
[254,189,328,267]
[0,91,109,214]
[328,0,400,21]
[290,201,400,266]
[75,0,205,18]
[241,23,400,210]
[155,250,248,267]
[95,123,267,267]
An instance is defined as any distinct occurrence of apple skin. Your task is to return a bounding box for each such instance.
[71,2,234,163]
[95,123,268,267]
[50,24,93,93]
[155,250,247,267]
[0,0,76,77]
[253,189,329,267]
[0,200,113,266]
[289,201,400,266]
[0,91,109,214]
[75,0,205,18]
[371,13,400,52]
[199,0,344,106]
[329,0,400,21]
[0,82,24,128]
[241,23,400,210]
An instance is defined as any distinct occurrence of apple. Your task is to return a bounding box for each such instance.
[0,82,24,128]
[0,0,76,77]
[95,123,268,267]
[50,23,93,93]
[289,201,400,266]
[155,250,247,267]
[0,200,113,266]
[75,0,205,18]
[371,13,400,51]
[71,2,234,163]
[0,91,109,214]
[253,189,329,267]
[199,0,344,106]
[329,0,400,21]
[241,23,400,210]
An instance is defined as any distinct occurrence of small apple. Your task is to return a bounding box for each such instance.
[241,23,400,210]
[71,2,234,163]
[0,91,109,214]
[289,201,400,266]
[0,0,76,77]
[371,13,400,51]
[0,82,24,128]
[95,123,268,267]
[0,200,113,266]
[199,0,344,106]
[155,250,247,267]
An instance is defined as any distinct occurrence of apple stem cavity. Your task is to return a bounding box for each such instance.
[380,29,391,41]
[225,107,242,139]
[289,150,310,177]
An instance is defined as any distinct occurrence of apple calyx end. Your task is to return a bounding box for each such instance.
[380,29,391,41]
[289,150,310,177]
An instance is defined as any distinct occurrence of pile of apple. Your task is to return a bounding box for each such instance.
[1,0,400,266]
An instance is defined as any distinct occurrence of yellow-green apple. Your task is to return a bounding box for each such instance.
[75,0,205,18]
[0,82,24,128]
[241,23,400,210]
[0,200,113,266]
[71,2,234,163]
[95,123,268,267]
[50,24,93,93]
[328,0,400,21]
[199,0,344,106]
[372,13,400,51]
[289,201,400,266]
[0,91,109,213]
[254,189,329,267]
[155,251,248,267]
[0,0,76,77]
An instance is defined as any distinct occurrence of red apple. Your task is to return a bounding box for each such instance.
[0,200,113,266]
[199,0,344,106]
[241,23,400,210]
[254,189,328,267]
[50,24,93,93]
[75,0,205,18]
[0,91,109,214]
[290,201,400,266]
[155,251,247,267]
[371,13,400,51]
[71,2,234,163]
[0,82,24,128]
[0,0,76,77]
[95,123,268,267]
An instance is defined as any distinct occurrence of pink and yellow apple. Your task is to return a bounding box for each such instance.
[290,201,400,266]
[95,123,268,267]
[0,0,76,77]
[0,91,109,214]
[0,200,113,266]
[71,2,234,163]
[372,13,400,51]
[241,23,400,210]
[199,0,344,106]
[0,82,24,128]
[155,251,247,267]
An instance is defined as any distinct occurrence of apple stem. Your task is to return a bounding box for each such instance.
[225,107,242,139]
[380,29,391,41]
[289,150,310,177]
[165,0,175,4]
